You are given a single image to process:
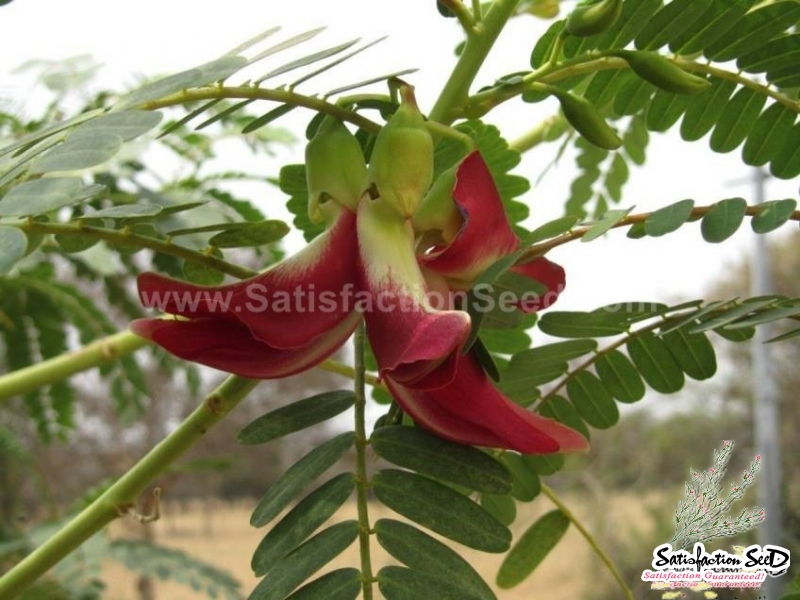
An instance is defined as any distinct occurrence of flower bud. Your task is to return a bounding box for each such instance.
[551,88,622,150]
[305,117,367,223]
[367,84,434,218]
[566,0,622,37]
[614,50,711,95]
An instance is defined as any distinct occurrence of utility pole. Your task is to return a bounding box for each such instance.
[750,168,782,599]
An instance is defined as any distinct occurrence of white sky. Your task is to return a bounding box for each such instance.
[1,0,797,311]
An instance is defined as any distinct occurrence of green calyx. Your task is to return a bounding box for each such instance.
[614,50,711,95]
[305,117,367,223]
[367,84,434,219]
[411,165,462,244]
[565,0,622,37]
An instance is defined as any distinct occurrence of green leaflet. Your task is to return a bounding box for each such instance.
[284,568,361,600]
[480,493,517,527]
[85,204,163,219]
[378,566,485,600]
[635,0,713,51]
[538,311,629,337]
[737,33,800,75]
[538,395,591,440]
[251,473,355,576]
[771,123,800,179]
[680,77,736,142]
[627,331,684,394]
[523,453,565,476]
[669,0,753,56]
[705,1,800,63]
[566,371,619,429]
[709,87,766,154]
[496,509,570,589]
[0,226,27,274]
[581,208,633,242]
[613,76,656,117]
[0,177,84,217]
[526,216,579,244]
[370,425,512,494]
[700,197,748,243]
[689,298,778,333]
[372,469,512,552]
[727,302,800,329]
[646,90,693,132]
[250,432,355,527]
[594,350,646,403]
[501,452,541,502]
[501,339,598,404]
[116,56,248,110]
[239,390,355,445]
[30,132,122,174]
[375,519,497,600]
[280,164,325,242]
[249,521,359,600]
[662,329,717,381]
[208,220,290,248]
[645,199,695,237]
[182,247,225,285]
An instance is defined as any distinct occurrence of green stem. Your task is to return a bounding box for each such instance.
[0,330,148,405]
[522,205,800,259]
[319,358,382,389]
[140,86,381,134]
[508,113,566,153]
[428,0,521,125]
[0,375,260,599]
[19,221,257,280]
[541,483,634,600]
[352,320,375,598]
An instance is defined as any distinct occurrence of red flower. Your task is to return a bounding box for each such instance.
[131,147,587,454]
[131,208,361,379]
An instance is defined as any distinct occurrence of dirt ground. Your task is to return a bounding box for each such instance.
[101,490,667,600]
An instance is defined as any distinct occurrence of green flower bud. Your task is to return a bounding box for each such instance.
[614,50,711,95]
[305,117,367,223]
[550,88,622,150]
[565,0,622,37]
[368,84,434,218]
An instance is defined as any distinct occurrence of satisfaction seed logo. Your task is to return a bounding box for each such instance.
[641,441,790,595]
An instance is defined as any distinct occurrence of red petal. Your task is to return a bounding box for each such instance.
[357,198,470,387]
[386,353,588,454]
[137,209,358,349]
[130,309,360,379]
[511,257,566,312]
[418,151,518,286]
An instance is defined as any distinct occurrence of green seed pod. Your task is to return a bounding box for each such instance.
[305,117,367,223]
[367,84,434,218]
[566,0,623,37]
[551,89,622,150]
[615,50,711,95]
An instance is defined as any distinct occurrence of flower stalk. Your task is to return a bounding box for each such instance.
[352,319,375,599]
[0,375,260,599]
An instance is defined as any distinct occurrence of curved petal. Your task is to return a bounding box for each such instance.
[357,198,470,387]
[418,151,518,285]
[137,209,359,349]
[130,309,360,379]
[386,353,589,454]
[511,256,566,313]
